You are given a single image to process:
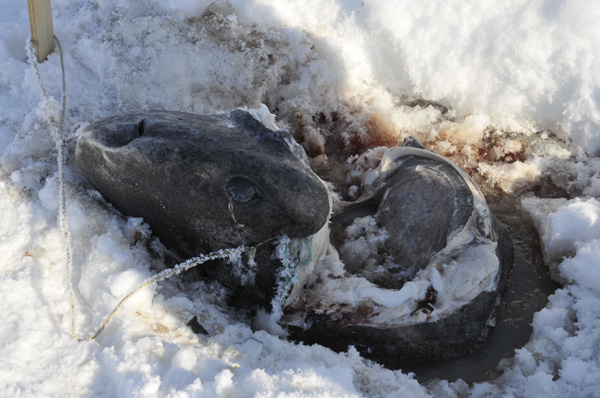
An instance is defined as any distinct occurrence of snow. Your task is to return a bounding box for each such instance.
[2,0,600,397]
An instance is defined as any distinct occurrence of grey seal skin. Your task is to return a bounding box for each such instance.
[352,155,476,287]
[75,109,331,286]
[287,139,513,363]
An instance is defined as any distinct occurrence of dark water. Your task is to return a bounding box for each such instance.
[399,194,560,383]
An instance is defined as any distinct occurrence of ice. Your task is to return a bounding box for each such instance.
[2,0,600,396]
[522,197,600,281]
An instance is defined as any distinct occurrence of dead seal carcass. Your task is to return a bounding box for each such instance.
[76,108,512,363]
[75,109,331,305]
[280,139,513,363]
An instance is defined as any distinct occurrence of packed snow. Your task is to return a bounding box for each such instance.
[1,0,600,397]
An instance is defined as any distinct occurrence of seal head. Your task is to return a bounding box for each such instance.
[75,109,331,258]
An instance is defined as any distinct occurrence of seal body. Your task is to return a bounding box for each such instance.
[76,108,330,263]
[283,142,513,363]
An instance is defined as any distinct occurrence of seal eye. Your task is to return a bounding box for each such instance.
[226,177,258,203]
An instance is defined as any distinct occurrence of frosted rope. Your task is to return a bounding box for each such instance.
[28,37,254,341]
[283,238,311,284]
[73,246,249,341]
[28,36,79,338]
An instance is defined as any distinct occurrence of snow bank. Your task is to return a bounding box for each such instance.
[491,196,600,398]
[1,0,600,396]
[232,0,600,153]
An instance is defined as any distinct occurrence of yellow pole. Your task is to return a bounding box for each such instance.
[27,0,55,63]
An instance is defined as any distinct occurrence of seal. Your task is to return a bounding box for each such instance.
[76,108,512,363]
[75,109,332,305]
[281,139,513,363]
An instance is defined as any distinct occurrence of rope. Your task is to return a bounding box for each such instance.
[27,36,254,342]
[73,246,250,341]
[267,237,312,323]
[282,237,312,285]
[28,36,79,338]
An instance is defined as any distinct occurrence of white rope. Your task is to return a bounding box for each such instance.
[28,36,79,338]
[28,36,254,342]
[73,246,250,341]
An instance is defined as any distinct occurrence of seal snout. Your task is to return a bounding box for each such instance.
[278,180,331,239]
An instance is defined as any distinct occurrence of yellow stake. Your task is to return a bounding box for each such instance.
[27,0,55,63]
